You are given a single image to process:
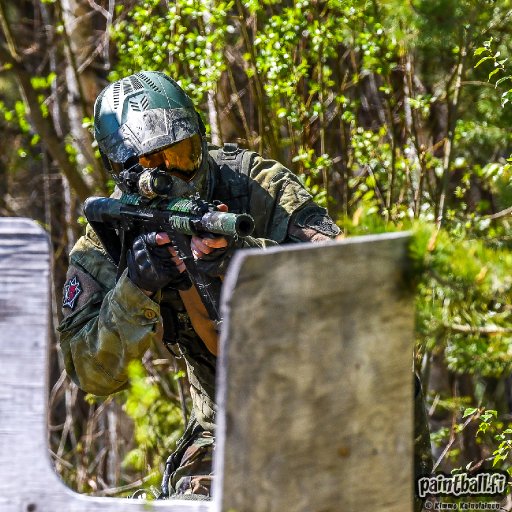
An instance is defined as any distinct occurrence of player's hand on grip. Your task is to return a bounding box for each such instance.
[127,232,191,293]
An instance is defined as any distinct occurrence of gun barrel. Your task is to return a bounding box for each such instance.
[84,196,255,238]
[199,211,254,238]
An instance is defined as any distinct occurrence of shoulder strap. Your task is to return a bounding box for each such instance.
[210,142,256,177]
[208,143,258,211]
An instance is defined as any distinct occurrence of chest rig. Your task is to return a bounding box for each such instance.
[207,143,256,213]
[159,143,256,429]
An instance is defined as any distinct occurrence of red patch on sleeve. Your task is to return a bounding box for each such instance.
[63,276,82,309]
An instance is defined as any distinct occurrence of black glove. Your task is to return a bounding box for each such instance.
[126,232,191,292]
[195,235,244,277]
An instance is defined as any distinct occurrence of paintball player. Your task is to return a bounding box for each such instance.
[57,71,340,499]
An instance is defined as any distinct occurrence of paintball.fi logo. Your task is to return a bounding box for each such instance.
[417,472,507,499]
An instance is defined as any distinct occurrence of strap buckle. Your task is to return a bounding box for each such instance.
[220,142,240,160]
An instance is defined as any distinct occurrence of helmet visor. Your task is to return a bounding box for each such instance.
[139,134,202,178]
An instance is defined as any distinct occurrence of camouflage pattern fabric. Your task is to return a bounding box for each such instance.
[167,431,215,499]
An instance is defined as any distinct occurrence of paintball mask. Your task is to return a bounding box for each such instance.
[93,71,207,199]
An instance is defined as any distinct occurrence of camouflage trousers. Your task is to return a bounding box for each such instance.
[161,417,215,499]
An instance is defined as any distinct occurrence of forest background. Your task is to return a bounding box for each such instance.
[1,0,512,499]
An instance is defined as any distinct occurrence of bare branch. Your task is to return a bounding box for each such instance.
[93,472,158,497]
[433,410,480,472]
[443,323,512,335]
[85,0,110,19]
[484,205,512,221]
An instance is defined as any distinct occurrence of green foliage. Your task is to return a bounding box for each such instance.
[121,359,185,481]
[474,38,512,106]
[411,225,512,377]
[0,72,56,181]
[470,407,512,472]
[492,426,512,468]
[342,206,512,379]
[110,0,231,112]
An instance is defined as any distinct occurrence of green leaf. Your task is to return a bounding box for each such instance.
[495,76,512,88]
[489,68,501,80]
[463,407,477,418]
[475,56,492,68]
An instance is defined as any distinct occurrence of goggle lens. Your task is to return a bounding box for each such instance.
[139,134,202,173]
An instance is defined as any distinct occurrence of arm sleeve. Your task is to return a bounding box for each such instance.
[58,227,163,396]
[245,155,340,244]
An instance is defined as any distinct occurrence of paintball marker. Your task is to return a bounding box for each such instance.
[83,193,255,328]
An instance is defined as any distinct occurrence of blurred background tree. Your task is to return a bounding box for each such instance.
[2,0,512,497]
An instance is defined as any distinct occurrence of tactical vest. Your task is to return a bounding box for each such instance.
[161,143,257,431]
[207,142,257,212]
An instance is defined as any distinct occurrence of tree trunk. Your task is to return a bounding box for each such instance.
[59,0,108,191]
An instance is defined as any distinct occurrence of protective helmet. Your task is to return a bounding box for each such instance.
[93,71,207,177]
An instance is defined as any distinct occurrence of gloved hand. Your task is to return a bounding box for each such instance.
[189,202,243,277]
[192,234,244,277]
[126,232,191,293]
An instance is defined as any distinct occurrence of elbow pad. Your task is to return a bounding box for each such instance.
[287,204,341,243]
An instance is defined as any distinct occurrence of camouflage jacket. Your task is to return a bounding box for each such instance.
[58,146,340,430]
